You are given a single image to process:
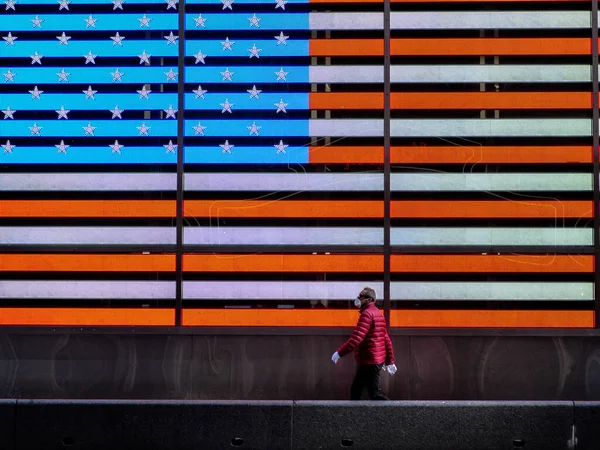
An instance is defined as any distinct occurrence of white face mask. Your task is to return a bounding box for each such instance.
[354,298,362,308]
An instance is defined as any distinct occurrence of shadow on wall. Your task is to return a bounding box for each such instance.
[0,334,599,400]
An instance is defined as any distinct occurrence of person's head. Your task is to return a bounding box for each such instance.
[354,286,376,308]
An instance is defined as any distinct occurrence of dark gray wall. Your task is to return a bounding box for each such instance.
[1,333,599,400]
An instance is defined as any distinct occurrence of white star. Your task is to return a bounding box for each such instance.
[2,106,15,119]
[57,68,70,82]
[112,0,124,10]
[83,122,96,136]
[138,50,151,64]
[29,123,42,136]
[220,37,234,51]
[2,140,15,154]
[29,86,43,99]
[221,0,233,10]
[137,85,151,99]
[83,50,97,65]
[110,140,124,154]
[164,140,177,153]
[138,14,152,28]
[55,105,70,119]
[56,140,68,154]
[111,68,124,82]
[110,32,125,46]
[30,51,43,65]
[220,98,234,113]
[275,31,289,46]
[275,0,287,10]
[193,86,207,99]
[164,31,178,45]
[274,140,288,154]
[109,105,123,119]
[275,67,288,81]
[57,0,70,10]
[164,105,177,119]
[220,140,233,154]
[194,15,207,28]
[248,44,261,58]
[3,69,16,82]
[193,50,207,64]
[165,0,178,9]
[3,32,17,46]
[220,68,234,81]
[5,0,16,11]
[83,85,97,99]
[31,15,44,28]
[192,122,207,136]
[84,15,98,28]
[247,122,261,136]
[137,122,151,136]
[247,85,262,99]
[165,68,178,82]
[57,32,71,45]
[247,13,261,28]
[275,98,288,113]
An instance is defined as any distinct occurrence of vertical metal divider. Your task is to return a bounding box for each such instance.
[592,0,599,327]
[175,0,186,327]
[383,0,391,327]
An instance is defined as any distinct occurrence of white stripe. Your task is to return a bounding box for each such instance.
[183,281,384,300]
[181,281,591,301]
[184,227,383,245]
[310,66,590,84]
[310,120,383,137]
[184,173,383,191]
[391,174,591,191]
[391,11,589,29]
[0,281,175,299]
[391,65,591,83]
[0,227,176,245]
[391,119,590,137]
[391,228,592,246]
[391,282,592,300]
[0,174,176,191]
[309,13,383,30]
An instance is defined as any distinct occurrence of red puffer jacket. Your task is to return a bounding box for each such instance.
[337,302,395,366]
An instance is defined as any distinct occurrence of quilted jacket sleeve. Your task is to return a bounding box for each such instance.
[384,331,395,365]
[337,310,372,357]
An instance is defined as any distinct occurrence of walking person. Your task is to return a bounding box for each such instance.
[331,287,397,400]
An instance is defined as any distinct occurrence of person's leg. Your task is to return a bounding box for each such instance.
[366,364,389,400]
[350,365,367,400]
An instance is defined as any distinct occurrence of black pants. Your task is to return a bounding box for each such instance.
[350,364,390,400]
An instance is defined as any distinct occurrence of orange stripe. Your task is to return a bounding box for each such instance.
[184,254,383,272]
[391,255,593,273]
[184,200,383,218]
[0,254,176,272]
[392,38,590,56]
[310,0,586,2]
[311,39,590,56]
[309,146,384,164]
[0,200,175,218]
[182,309,593,327]
[392,200,592,219]
[310,92,591,110]
[0,308,175,326]
[309,146,592,164]
[390,310,594,328]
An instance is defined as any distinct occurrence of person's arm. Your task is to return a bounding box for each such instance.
[384,332,395,366]
[337,311,372,357]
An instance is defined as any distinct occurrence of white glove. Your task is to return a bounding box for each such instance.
[331,351,340,364]
[385,364,397,375]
